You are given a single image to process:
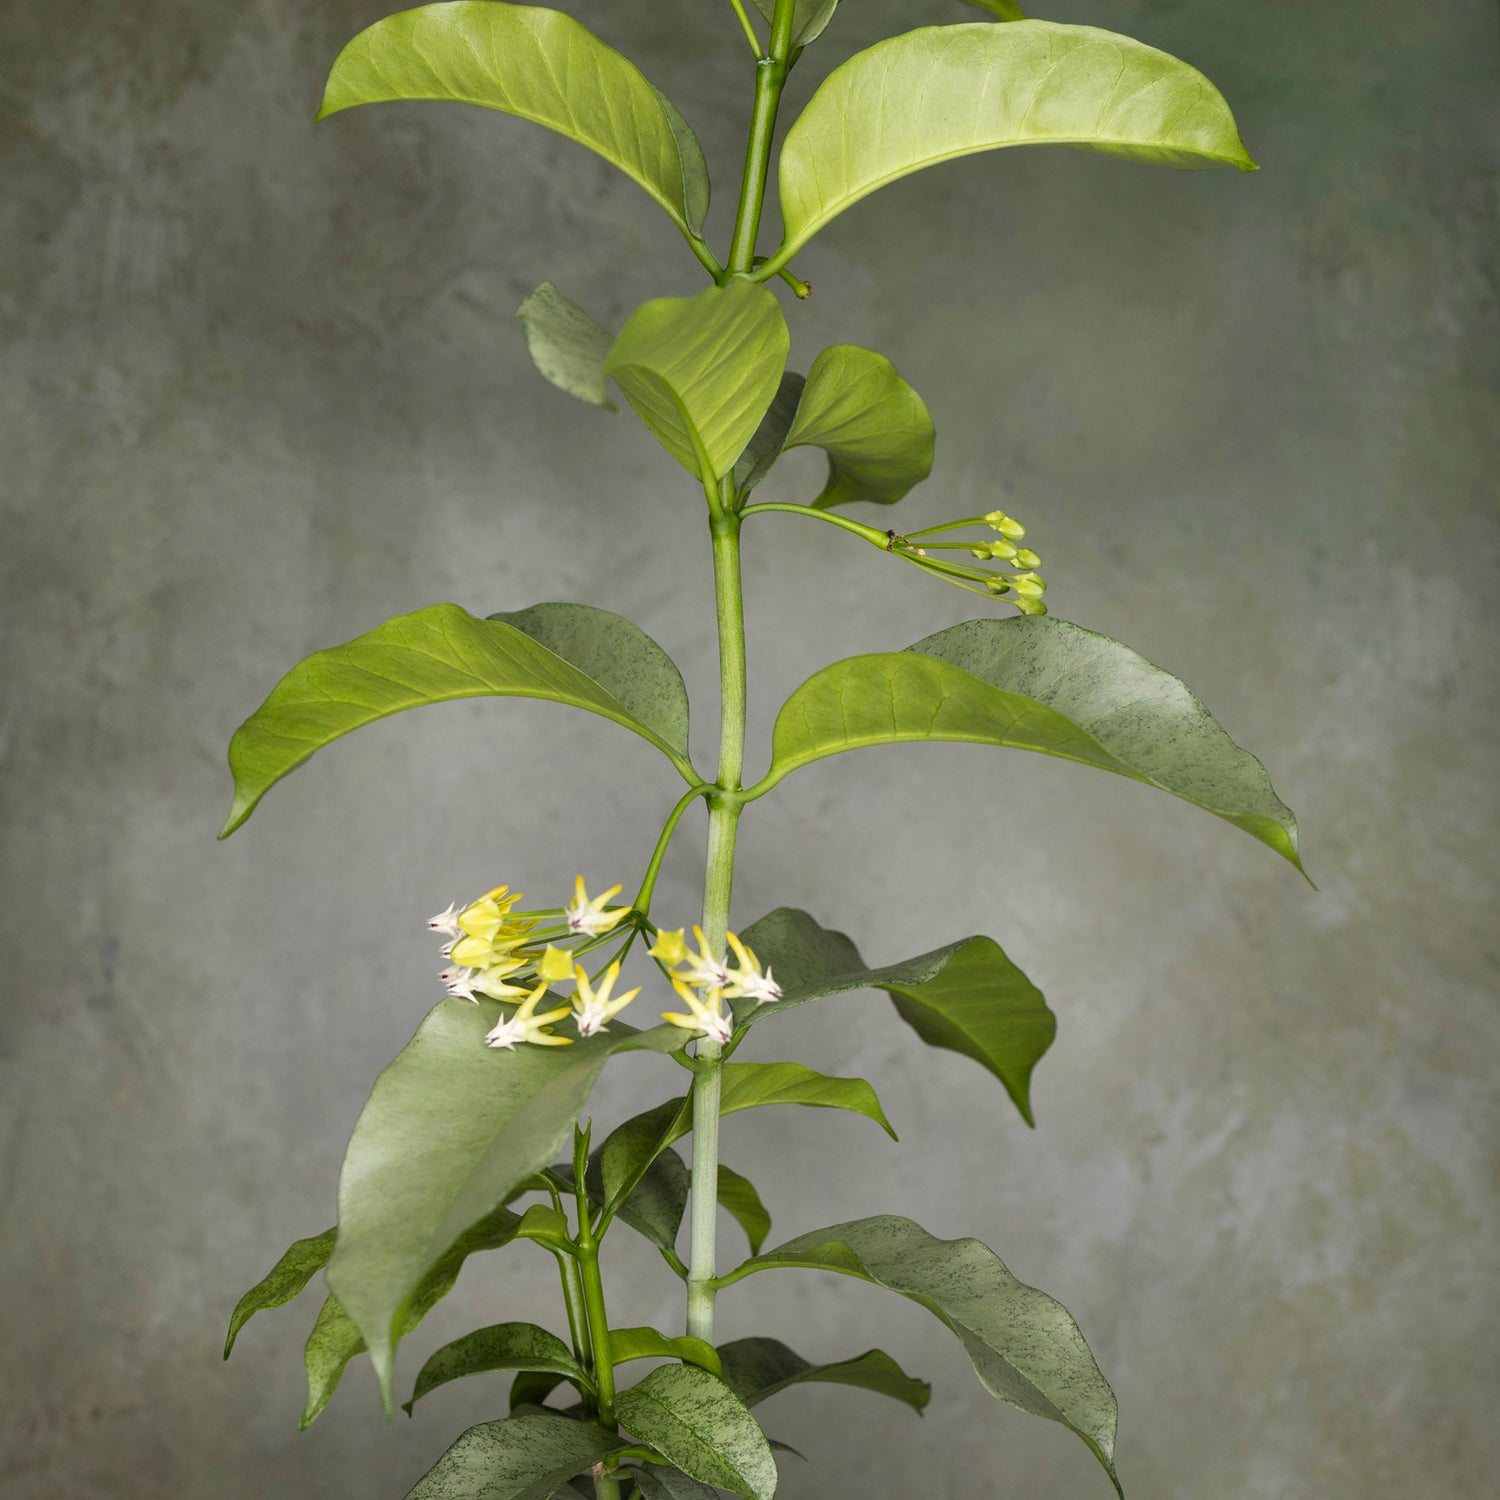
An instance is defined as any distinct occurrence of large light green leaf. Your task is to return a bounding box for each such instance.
[738,909,1054,1125]
[750,0,841,48]
[326,999,684,1412]
[220,601,695,836]
[716,1164,772,1255]
[404,1412,630,1500]
[301,1202,524,1428]
[517,283,617,409]
[224,1226,334,1358]
[616,1365,777,1500]
[717,1061,896,1139]
[717,1336,930,1414]
[405,1323,589,1414]
[753,616,1303,870]
[782,345,934,509]
[771,20,1255,268]
[604,283,790,487]
[318,2,710,238]
[719,1216,1121,1495]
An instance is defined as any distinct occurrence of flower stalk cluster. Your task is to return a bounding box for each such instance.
[889,509,1049,612]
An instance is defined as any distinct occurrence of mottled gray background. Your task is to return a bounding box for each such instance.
[2,1,1496,1496]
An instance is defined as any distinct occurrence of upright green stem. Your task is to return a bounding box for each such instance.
[726,0,798,276]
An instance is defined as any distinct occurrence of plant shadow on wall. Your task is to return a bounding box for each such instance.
[218,3,1305,1497]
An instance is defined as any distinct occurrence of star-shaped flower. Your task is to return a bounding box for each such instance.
[661,978,733,1046]
[566,877,628,938]
[721,932,782,1006]
[569,962,640,1038]
[483,982,573,1051]
[676,927,730,989]
[427,902,462,938]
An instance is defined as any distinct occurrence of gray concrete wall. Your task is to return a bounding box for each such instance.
[2,1,1496,1496]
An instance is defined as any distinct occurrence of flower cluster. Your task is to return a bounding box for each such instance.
[883,507,1049,614]
[649,926,782,1045]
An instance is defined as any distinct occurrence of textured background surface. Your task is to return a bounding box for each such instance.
[2,2,1497,1496]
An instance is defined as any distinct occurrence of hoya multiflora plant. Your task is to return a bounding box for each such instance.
[222,3,1302,1496]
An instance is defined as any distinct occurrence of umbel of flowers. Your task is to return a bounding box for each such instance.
[429,880,783,1050]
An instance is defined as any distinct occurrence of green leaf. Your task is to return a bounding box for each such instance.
[302,1202,524,1428]
[595,1148,689,1257]
[325,999,684,1412]
[405,1323,589,1415]
[782,345,935,509]
[631,1467,720,1500]
[511,1369,568,1413]
[598,1099,689,1215]
[773,20,1255,266]
[608,1326,723,1378]
[721,1216,1121,1495]
[757,616,1303,871]
[224,1226,334,1358]
[604,283,790,487]
[733,372,805,495]
[318,2,710,239]
[716,1165,771,1256]
[738,910,1054,1126]
[717,1336,930,1414]
[513,1203,576,1255]
[404,1412,630,1500]
[718,1060,897,1140]
[517,284,617,409]
[962,0,1026,19]
[750,0,841,48]
[221,601,695,836]
[616,1365,777,1500]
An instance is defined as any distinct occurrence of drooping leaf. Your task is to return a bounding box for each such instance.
[717,1336,930,1414]
[733,372,805,495]
[604,283,790,487]
[750,0,842,48]
[221,601,696,836]
[962,0,1026,19]
[302,1202,524,1428]
[773,20,1255,266]
[631,1466,720,1500]
[512,1369,569,1412]
[403,1412,630,1500]
[318,2,710,239]
[720,1216,1121,1495]
[782,345,934,509]
[716,1164,771,1255]
[616,1365,777,1500]
[224,1226,335,1358]
[517,284,617,409]
[325,999,683,1412]
[405,1323,589,1414]
[756,616,1303,870]
[738,910,1054,1125]
[717,1061,897,1139]
[608,1326,722,1378]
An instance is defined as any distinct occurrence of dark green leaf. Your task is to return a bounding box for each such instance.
[406,1323,589,1414]
[319,2,710,238]
[224,1226,334,1358]
[598,1098,690,1219]
[517,284,617,409]
[403,1412,630,1500]
[608,1326,722,1378]
[750,0,841,48]
[604,283,790,486]
[302,1202,523,1428]
[733,372,805,495]
[631,1466,720,1500]
[616,1365,777,1500]
[962,0,1026,19]
[717,1336,930,1414]
[512,1369,568,1413]
[721,1215,1121,1495]
[221,602,696,836]
[756,616,1303,871]
[325,1000,683,1412]
[737,910,1053,1125]
[718,1060,896,1139]
[783,345,934,509]
[773,20,1254,266]
[716,1165,771,1256]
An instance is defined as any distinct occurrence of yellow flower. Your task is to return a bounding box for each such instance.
[721,931,782,1006]
[570,962,640,1037]
[536,945,576,983]
[457,884,524,941]
[661,978,732,1046]
[483,982,573,1050]
[648,928,689,966]
[566,876,628,938]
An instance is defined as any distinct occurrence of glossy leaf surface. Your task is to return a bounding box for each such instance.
[221,601,695,835]
[738,909,1053,1125]
[759,616,1302,869]
[405,1323,588,1413]
[224,1226,334,1358]
[319,2,710,237]
[403,1412,630,1500]
[782,345,935,508]
[326,999,682,1410]
[722,1215,1120,1494]
[717,1335,930,1414]
[750,0,841,47]
[718,1061,896,1139]
[775,20,1255,264]
[605,283,790,485]
[716,1164,772,1255]
[609,1325,722,1378]
[517,283,617,408]
[617,1364,777,1500]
